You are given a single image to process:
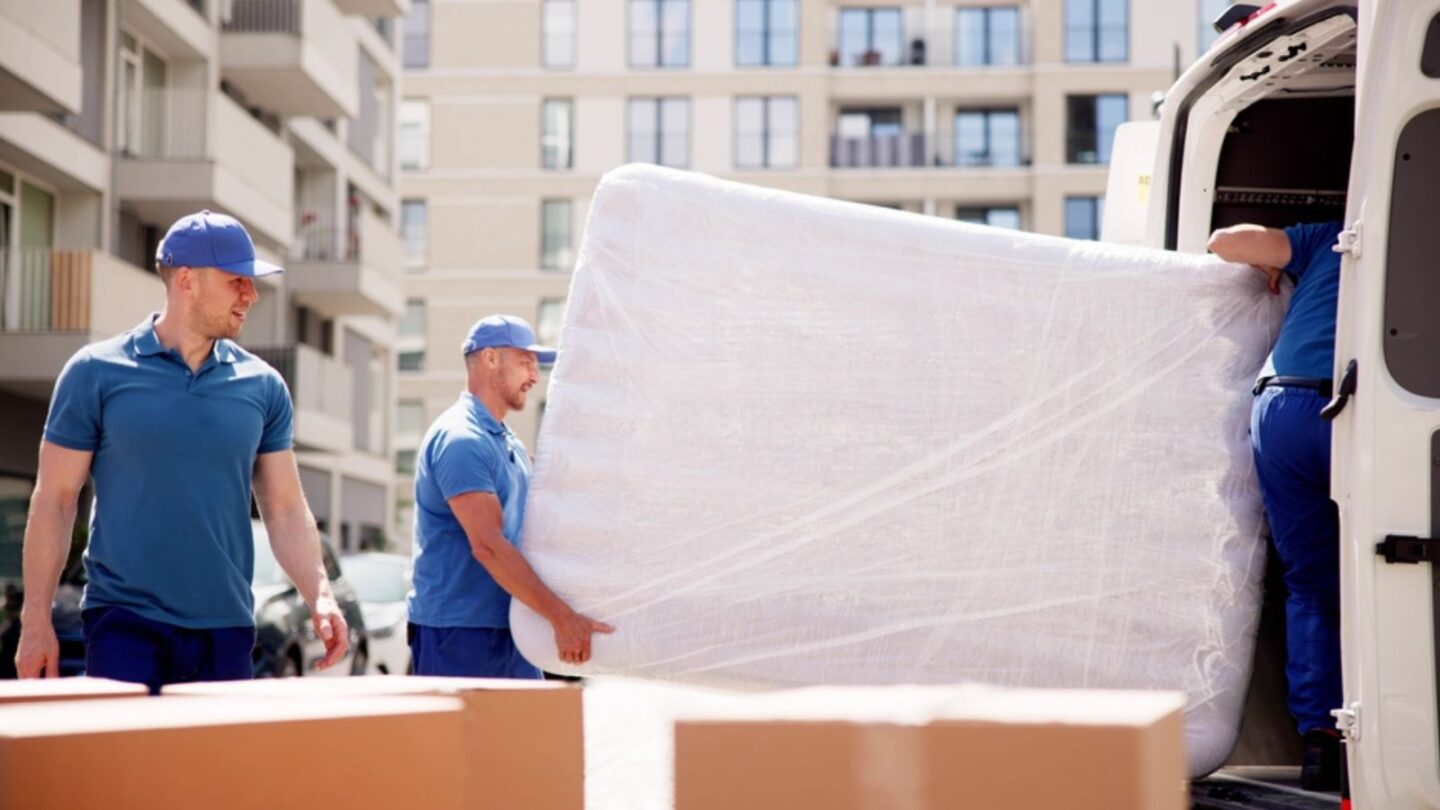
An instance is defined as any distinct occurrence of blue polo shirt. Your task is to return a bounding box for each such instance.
[43,314,293,628]
[408,392,532,629]
[1272,221,1344,379]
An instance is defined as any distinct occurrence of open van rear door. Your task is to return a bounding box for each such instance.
[1334,0,1440,805]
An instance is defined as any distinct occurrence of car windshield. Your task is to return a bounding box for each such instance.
[343,557,409,603]
[251,533,291,587]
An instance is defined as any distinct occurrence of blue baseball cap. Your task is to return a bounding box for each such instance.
[462,314,557,363]
[155,210,283,277]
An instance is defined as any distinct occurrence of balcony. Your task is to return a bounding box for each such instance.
[830,133,928,169]
[250,344,355,453]
[0,249,163,396]
[331,0,409,17]
[220,0,359,119]
[114,88,294,247]
[0,0,82,114]
[287,207,404,318]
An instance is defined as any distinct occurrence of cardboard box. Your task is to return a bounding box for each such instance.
[674,685,1188,810]
[164,676,583,810]
[0,694,464,810]
[0,676,146,705]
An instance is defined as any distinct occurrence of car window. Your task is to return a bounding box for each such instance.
[343,557,410,602]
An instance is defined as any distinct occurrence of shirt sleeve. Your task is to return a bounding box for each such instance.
[432,432,500,501]
[42,350,102,452]
[257,371,294,454]
[1283,221,1345,280]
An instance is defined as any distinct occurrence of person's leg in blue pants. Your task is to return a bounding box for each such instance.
[408,624,542,679]
[1251,386,1343,789]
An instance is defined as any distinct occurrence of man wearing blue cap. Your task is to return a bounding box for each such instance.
[14,210,350,691]
[407,314,613,677]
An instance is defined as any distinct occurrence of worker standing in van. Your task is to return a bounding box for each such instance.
[1209,220,1344,791]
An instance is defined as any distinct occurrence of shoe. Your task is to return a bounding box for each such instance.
[1300,728,1342,792]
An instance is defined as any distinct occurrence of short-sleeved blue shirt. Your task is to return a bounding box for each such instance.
[407,392,532,629]
[1271,221,1344,379]
[43,314,293,628]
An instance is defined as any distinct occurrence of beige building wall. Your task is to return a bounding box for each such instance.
[397,0,1217,539]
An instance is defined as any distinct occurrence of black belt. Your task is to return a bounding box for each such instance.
[1253,376,1333,397]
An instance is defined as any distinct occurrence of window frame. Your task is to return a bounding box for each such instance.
[397,98,430,172]
[735,0,799,67]
[734,95,799,170]
[541,98,574,170]
[627,96,692,168]
[629,0,692,68]
[836,7,905,67]
[1063,0,1128,63]
[540,199,574,271]
[542,0,576,69]
[954,6,1022,67]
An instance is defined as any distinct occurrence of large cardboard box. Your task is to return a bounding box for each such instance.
[164,676,583,810]
[0,676,146,705]
[674,686,1188,810]
[0,694,464,810]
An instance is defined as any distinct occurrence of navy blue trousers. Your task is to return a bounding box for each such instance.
[82,606,254,694]
[408,624,541,679]
[1251,386,1343,733]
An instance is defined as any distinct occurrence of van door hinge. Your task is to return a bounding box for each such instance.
[1332,703,1361,741]
[1376,535,1440,564]
[1334,222,1362,258]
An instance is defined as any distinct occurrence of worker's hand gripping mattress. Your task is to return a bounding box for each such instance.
[513,164,1287,777]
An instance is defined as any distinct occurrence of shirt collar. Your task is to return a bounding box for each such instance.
[132,313,240,365]
[462,392,509,436]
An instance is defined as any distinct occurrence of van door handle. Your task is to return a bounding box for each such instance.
[1320,359,1358,422]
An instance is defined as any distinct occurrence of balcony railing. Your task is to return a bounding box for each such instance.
[292,209,402,275]
[829,133,928,168]
[1,249,93,333]
[119,88,207,160]
[222,0,302,33]
[250,344,355,425]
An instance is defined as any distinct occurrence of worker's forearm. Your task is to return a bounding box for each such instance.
[264,506,332,607]
[471,535,572,624]
[20,495,77,625]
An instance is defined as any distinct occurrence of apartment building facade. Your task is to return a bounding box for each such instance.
[0,0,411,579]
[394,0,1233,537]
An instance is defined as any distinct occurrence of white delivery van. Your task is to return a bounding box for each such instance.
[1108,2,1440,807]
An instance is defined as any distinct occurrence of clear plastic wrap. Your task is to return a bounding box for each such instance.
[514,164,1286,776]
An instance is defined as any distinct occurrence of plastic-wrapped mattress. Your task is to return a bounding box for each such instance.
[513,164,1285,776]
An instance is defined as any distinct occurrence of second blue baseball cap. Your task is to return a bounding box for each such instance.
[156,210,283,277]
[462,314,557,363]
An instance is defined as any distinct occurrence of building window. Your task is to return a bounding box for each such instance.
[736,0,798,67]
[543,0,576,68]
[403,0,429,69]
[955,7,1020,66]
[401,200,427,265]
[541,200,573,271]
[957,206,1022,230]
[1065,94,1127,164]
[537,298,565,350]
[628,97,690,167]
[397,400,425,436]
[399,299,425,336]
[396,449,418,474]
[630,0,690,68]
[398,99,429,171]
[1064,196,1104,240]
[735,96,798,169]
[398,351,425,372]
[837,8,903,67]
[542,99,573,170]
[953,109,1021,167]
[1197,0,1229,55]
[1064,0,1127,62]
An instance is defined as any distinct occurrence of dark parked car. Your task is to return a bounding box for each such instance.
[251,520,367,678]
